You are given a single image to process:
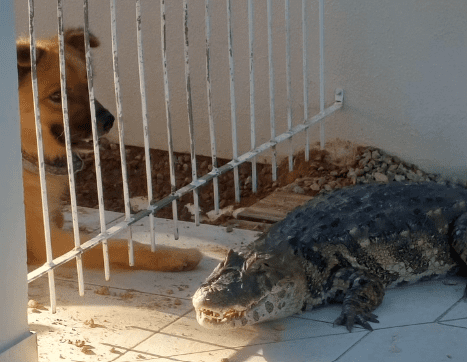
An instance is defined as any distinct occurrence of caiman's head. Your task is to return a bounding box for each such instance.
[192,242,309,329]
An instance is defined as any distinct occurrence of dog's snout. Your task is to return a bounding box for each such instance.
[95,100,115,135]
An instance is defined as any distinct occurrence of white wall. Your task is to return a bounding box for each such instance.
[0,0,38,360]
[14,0,467,181]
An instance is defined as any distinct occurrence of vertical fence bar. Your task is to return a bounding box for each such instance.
[302,0,309,162]
[266,0,277,182]
[83,0,110,280]
[285,0,293,171]
[226,0,240,203]
[204,0,220,214]
[57,0,85,296]
[319,0,325,149]
[160,0,179,239]
[248,0,257,193]
[135,0,157,250]
[111,0,134,265]
[183,0,200,225]
[27,0,57,313]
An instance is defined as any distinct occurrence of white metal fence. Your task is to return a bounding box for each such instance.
[25,0,343,312]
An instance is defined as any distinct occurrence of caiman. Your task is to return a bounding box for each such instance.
[192,182,467,332]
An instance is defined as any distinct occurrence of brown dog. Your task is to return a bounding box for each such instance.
[17,29,202,271]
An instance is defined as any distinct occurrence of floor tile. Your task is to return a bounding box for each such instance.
[299,278,465,330]
[336,323,467,362]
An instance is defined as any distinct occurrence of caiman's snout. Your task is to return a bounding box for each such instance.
[193,248,309,329]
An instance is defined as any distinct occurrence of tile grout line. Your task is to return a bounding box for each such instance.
[334,331,371,361]
[435,297,465,322]
[54,277,196,301]
[109,307,196,361]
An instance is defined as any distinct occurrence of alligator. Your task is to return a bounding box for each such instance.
[192,182,467,332]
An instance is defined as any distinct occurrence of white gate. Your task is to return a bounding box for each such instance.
[24,0,343,312]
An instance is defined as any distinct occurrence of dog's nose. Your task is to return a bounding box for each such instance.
[94,100,115,135]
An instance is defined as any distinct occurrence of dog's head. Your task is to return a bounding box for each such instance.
[17,28,114,174]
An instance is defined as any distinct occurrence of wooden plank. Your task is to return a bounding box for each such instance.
[237,191,313,223]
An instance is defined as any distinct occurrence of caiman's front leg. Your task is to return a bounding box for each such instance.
[333,269,385,332]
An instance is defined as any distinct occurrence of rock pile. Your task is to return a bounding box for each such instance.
[279,145,452,197]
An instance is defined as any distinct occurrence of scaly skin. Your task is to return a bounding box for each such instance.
[193,182,467,331]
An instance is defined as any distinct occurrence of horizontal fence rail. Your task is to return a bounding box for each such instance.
[25,0,344,311]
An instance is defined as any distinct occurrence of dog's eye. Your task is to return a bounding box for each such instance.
[49,91,62,104]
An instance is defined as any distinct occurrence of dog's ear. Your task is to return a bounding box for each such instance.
[64,28,100,55]
[16,41,45,83]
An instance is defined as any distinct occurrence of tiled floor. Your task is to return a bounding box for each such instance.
[28,208,467,361]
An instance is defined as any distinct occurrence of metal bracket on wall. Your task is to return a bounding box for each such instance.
[335,88,344,103]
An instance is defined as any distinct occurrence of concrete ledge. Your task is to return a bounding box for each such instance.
[0,332,38,362]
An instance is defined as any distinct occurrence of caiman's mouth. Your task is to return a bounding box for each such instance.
[196,308,248,328]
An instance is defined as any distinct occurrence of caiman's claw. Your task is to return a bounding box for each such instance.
[333,311,379,332]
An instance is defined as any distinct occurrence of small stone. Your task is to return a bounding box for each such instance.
[310,184,320,191]
[359,156,371,167]
[293,186,305,194]
[355,168,364,176]
[394,174,406,182]
[407,172,419,181]
[324,185,333,191]
[397,164,406,173]
[388,164,398,172]
[374,172,389,183]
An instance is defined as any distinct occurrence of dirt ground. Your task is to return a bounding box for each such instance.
[71,139,362,221]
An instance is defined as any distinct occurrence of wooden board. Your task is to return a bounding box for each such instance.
[236,191,313,223]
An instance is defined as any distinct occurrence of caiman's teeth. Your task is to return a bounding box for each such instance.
[199,308,245,323]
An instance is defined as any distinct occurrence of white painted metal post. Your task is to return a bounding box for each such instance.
[267,0,277,182]
[226,0,240,203]
[57,0,85,296]
[248,0,257,193]
[83,0,111,281]
[204,0,220,214]
[160,0,179,239]
[183,0,201,225]
[135,0,157,250]
[302,0,310,162]
[319,0,325,149]
[111,0,134,266]
[285,0,293,171]
[27,0,57,313]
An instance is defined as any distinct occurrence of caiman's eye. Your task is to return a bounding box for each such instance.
[49,91,62,104]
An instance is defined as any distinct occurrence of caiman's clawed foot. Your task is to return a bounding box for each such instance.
[332,269,385,332]
[333,311,379,332]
